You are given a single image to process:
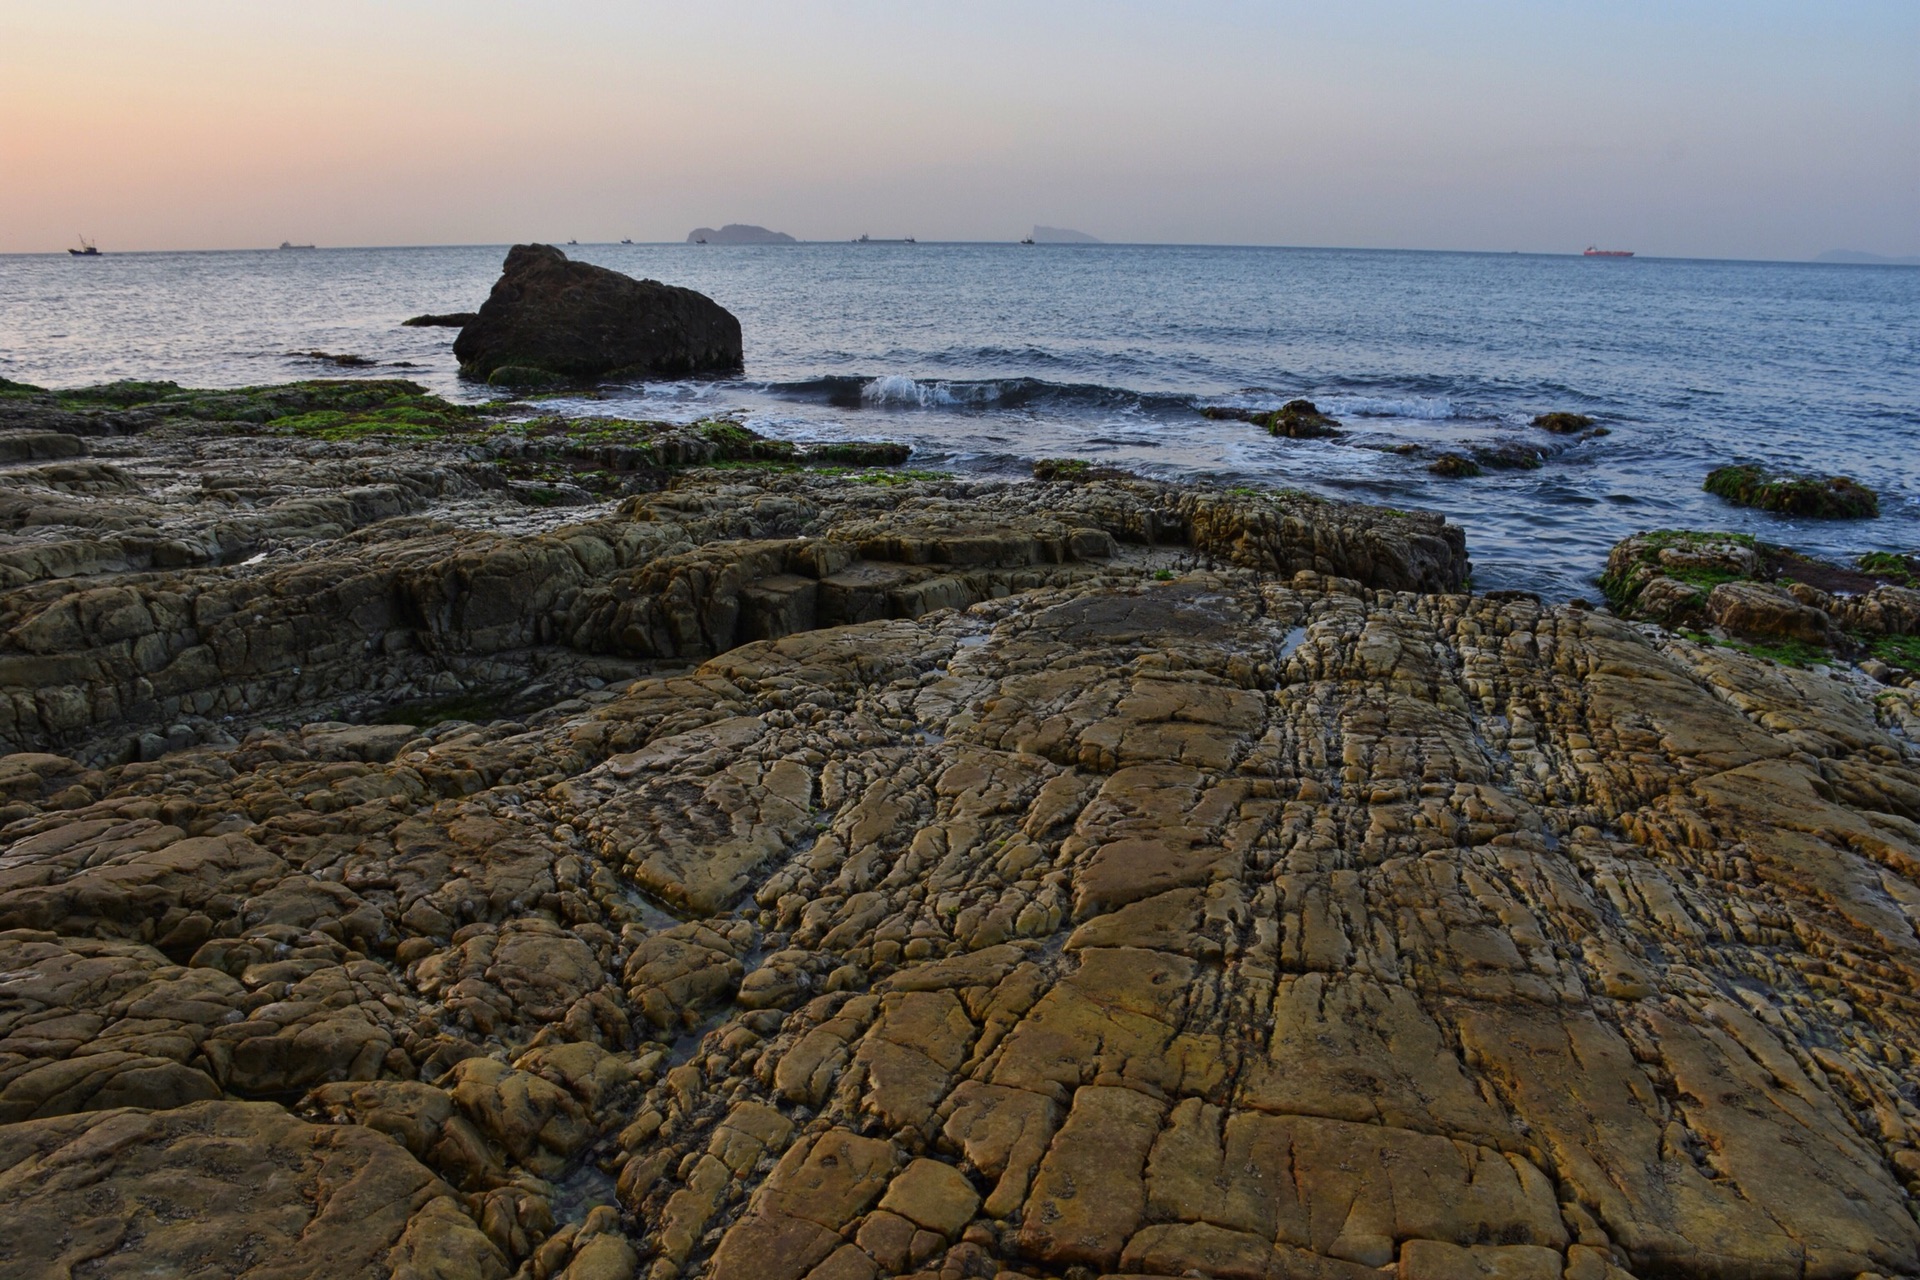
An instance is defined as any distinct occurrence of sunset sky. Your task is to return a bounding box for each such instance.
[2,0,1915,258]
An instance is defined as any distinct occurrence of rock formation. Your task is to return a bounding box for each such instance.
[453,245,743,384]
[3,377,1920,1280]
[1704,464,1880,519]
[688,225,798,245]
[1604,529,1920,672]
[404,312,479,328]
[1201,401,1342,440]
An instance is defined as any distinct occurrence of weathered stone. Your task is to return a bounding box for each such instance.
[453,244,741,381]
[0,1100,507,1278]
[878,1157,980,1237]
[4,388,1920,1280]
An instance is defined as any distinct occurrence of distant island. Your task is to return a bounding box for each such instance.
[1032,225,1101,244]
[687,224,796,245]
[1816,250,1920,266]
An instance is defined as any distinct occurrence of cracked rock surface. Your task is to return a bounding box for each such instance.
[3,395,1919,1280]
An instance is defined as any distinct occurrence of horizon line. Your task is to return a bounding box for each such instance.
[8,240,1917,266]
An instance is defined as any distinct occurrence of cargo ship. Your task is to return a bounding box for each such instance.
[1583,246,1633,258]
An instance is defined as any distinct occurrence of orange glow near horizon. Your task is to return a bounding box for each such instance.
[2,1,1915,259]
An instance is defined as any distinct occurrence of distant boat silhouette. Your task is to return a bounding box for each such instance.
[1020,237,1035,245]
[1582,246,1633,258]
[620,238,634,245]
[854,235,916,244]
[694,237,707,244]
[279,241,315,250]
[69,236,100,257]
[566,239,579,246]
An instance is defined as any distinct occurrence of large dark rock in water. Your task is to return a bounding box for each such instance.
[453,244,742,383]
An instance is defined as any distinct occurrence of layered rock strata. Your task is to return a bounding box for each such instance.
[3,384,1919,1280]
[0,384,1464,764]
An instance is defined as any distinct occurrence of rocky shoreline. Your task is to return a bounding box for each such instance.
[3,376,1920,1280]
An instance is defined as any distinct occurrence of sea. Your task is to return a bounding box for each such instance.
[2,242,1916,601]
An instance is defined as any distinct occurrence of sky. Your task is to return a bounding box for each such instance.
[1,0,1915,259]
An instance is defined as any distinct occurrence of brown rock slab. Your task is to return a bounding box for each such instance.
[0,1099,506,1279]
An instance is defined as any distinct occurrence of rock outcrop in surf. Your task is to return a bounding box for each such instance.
[453,244,742,385]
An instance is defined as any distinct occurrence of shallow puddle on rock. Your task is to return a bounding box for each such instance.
[550,1158,619,1224]
[1277,625,1310,659]
[618,887,684,933]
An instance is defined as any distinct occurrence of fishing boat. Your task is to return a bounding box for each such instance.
[1020,237,1035,245]
[69,237,100,257]
[620,238,634,245]
[1582,246,1633,258]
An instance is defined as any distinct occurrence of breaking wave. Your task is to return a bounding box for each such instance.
[765,375,1193,415]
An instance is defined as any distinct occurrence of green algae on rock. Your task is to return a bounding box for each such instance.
[1470,440,1546,471]
[1604,528,1920,663]
[1531,411,1595,433]
[1704,463,1880,518]
[1264,398,1342,438]
[1428,451,1482,478]
[1199,399,1341,439]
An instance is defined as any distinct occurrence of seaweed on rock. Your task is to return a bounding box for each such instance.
[1704,464,1879,519]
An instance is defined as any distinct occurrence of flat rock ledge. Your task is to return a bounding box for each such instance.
[3,392,1920,1280]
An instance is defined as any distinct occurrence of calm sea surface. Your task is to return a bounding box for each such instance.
[2,243,1915,600]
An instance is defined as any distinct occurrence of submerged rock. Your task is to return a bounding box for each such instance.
[1704,463,1880,518]
[453,244,742,383]
[1428,451,1482,478]
[401,312,479,328]
[1265,398,1342,438]
[1471,440,1546,470]
[1199,399,1341,438]
[1532,411,1594,433]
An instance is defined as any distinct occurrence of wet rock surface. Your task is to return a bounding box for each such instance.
[1704,464,1881,520]
[4,382,1920,1279]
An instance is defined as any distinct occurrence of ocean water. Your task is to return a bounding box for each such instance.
[3,242,1916,600]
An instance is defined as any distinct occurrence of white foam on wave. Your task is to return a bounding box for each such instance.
[860,376,1003,408]
[1318,395,1457,420]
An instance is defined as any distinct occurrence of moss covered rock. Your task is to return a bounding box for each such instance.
[800,441,912,466]
[1532,412,1595,433]
[1704,465,1879,519]
[1266,399,1341,439]
[1601,530,1764,624]
[1603,528,1920,666]
[1471,441,1546,471]
[1199,400,1341,439]
[1428,452,1481,479]
[487,365,570,390]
